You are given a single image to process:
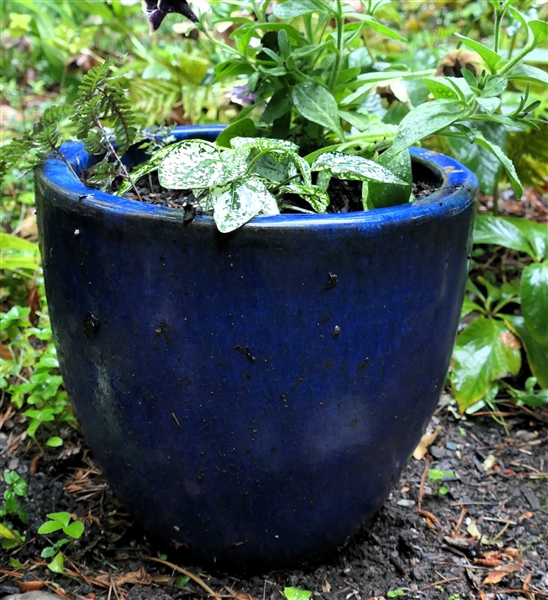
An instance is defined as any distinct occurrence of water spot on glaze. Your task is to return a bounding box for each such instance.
[93,358,122,439]
[83,311,100,337]
[333,325,341,337]
[325,272,338,289]
[74,229,80,237]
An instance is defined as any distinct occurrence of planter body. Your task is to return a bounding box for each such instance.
[36,126,477,570]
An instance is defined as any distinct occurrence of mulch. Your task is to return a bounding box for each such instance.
[1,396,547,600]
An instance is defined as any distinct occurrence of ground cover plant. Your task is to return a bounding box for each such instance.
[1,0,547,597]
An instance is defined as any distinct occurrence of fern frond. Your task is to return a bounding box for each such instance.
[0,138,35,183]
[87,158,118,189]
[0,105,73,183]
[130,78,181,126]
[77,58,115,103]
[97,83,137,154]
[73,59,137,156]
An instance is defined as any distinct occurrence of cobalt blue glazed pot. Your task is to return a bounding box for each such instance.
[35,125,478,571]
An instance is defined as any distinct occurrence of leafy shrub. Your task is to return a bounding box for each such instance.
[452,215,548,412]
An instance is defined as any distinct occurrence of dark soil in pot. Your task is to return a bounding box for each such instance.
[2,399,547,600]
[116,159,440,215]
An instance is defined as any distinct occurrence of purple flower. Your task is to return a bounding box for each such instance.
[229,84,257,106]
[142,0,198,31]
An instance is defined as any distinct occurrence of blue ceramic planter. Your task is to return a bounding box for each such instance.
[35,125,477,571]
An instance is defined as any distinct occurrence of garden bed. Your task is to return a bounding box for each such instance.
[1,398,547,600]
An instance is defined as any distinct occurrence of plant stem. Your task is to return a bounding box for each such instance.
[506,17,520,60]
[304,14,314,44]
[497,44,533,76]
[328,0,344,92]
[55,150,80,181]
[494,10,502,53]
[492,170,501,216]
[270,173,302,193]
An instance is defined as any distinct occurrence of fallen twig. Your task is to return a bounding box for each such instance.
[147,557,221,600]
[417,454,431,510]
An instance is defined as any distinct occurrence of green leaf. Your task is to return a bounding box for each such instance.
[368,148,412,208]
[284,588,312,600]
[529,20,548,44]
[507,63,548,87]
[521,262,548,347]
[46,512,72,527]
[461,297,485,318]
[215,119,257,149]
[474,215,543,260]
[46,436,63,448]
[339,110,371,132]
[477,276,501,304]
[476,97,501,114]
[9,557,23,568]
[63,520,84,539]
[454,34,504,72]
[0,523,23,545]
[505,315,548,388]
[48,551,65,574]
[472,131,523,199]
[273,0,319,19]
[211,178,279,233]
[481,75,508,98]
[508,7,535,47]
[311,152,406,185]
[292,83,345,140]
[261,89,293,124]
[158,141,246,190]
[452,317,521,411]
[38,520,65,535]
[428,469,455,481]
[505,218,547,261]
[424,77,472,101]
[0,232,38,252]
[175,576,190,588]
[41,546,58,558]
[349,14,406,41]
[392,99,469,153]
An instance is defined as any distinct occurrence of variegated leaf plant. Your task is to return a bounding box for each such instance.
[151,137,407,232]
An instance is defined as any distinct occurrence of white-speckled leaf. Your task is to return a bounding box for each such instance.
[257,149,311,186]
[212,178,279,233]
[230,136,299,153]
[237,140,312,186]
[311,152,407,185]
[158,140,243,189]
[279,183,329,213]
[367,147,412,208]
[117,145,174,196]
[251,153,293,183]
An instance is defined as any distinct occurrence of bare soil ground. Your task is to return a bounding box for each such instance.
[1,397,547,600]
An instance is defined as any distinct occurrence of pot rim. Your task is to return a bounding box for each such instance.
[36,124,478,229]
